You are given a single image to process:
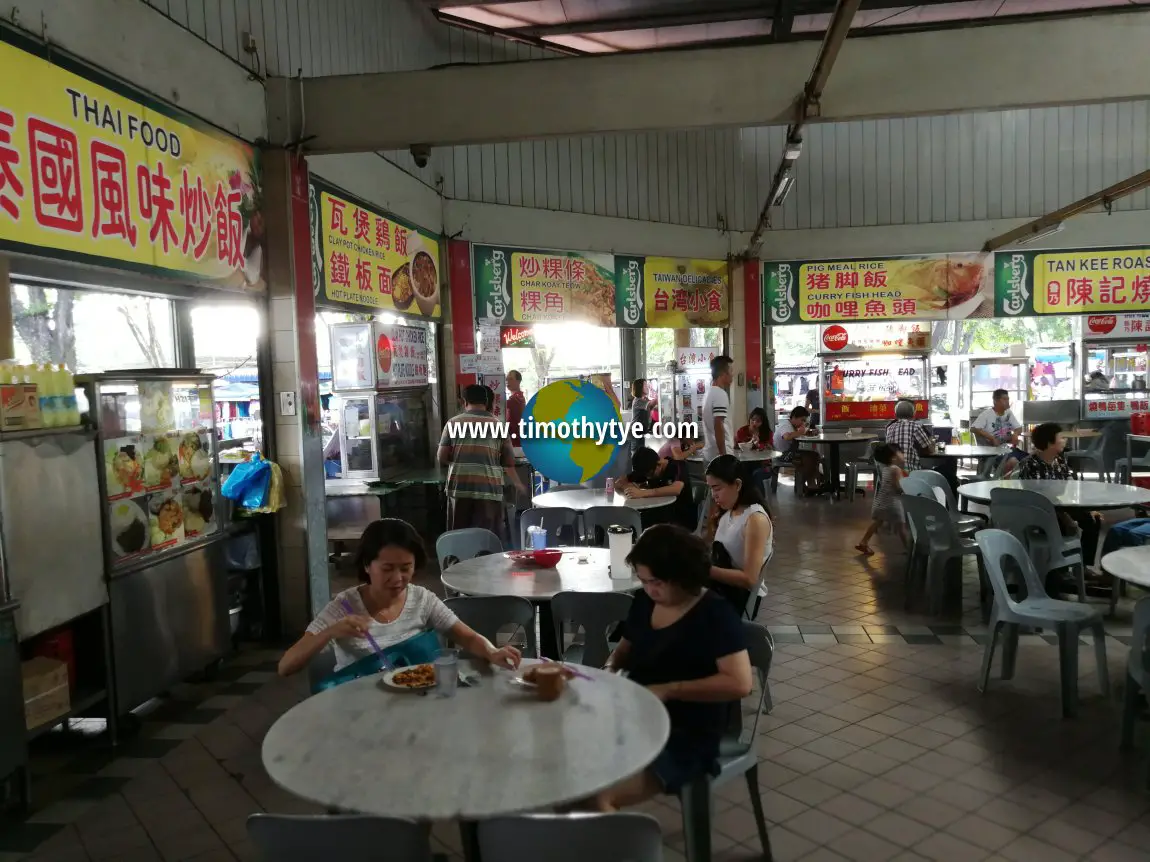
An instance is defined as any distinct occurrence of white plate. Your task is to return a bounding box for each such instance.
[380,664,436,692]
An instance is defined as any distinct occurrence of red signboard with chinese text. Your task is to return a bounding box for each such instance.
[823,400,928,422]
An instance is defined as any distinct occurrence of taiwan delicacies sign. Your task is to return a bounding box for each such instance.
[473,245,728,328]
[0,29,265,291]
[309,177,442,318]
[764,254,992,325]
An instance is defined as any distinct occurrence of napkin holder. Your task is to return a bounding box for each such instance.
[608,525,633,579]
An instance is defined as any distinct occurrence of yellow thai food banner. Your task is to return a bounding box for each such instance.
[643,257,730,327]
[765,254,993,325]
[310,176,442,319]
[0,30,265,291]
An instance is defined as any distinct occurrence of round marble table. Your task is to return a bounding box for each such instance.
[1100,545,1150,614]
[261,662,670,821]
[441,547,640,600]
[532,488,673,511]
[957,479,1150,510]
[688,448,782,463]
[802,432,877,500]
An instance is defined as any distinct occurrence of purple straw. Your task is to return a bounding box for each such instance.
[341,598,392,670]
[542,656,594,681]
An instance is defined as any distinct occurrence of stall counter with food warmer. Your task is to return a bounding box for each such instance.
[78,372,230,716]
[817,323,931,430]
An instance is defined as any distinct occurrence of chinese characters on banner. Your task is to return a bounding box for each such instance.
[0,33,264,290]
[1083,313,1150,339]
[995,249,1150,317]
[817,322,931,354]
[375,325,429,388]
[1085,398,1150,419]
[472,245,728,328]
[310,177,441,318]
[644,258,729,328]
[823,400,928,422]
[675,346,719,370]
[764,254,991,325]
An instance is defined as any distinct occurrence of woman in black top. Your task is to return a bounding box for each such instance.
[582,525,751,810]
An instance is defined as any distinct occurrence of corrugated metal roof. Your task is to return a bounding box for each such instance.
[424,0,1150,54]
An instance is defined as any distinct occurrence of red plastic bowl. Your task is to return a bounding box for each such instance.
[532,549,563,567]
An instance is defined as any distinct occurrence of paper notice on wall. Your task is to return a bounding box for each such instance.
[478,325,501,355]
[459,354,478,374]
[481,374,505,419]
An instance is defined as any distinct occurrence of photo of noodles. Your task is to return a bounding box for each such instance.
[569,257,617,326]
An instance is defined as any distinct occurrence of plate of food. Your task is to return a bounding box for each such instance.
[178,432,211,483]
[381,663,436,691]
[391,262,415,311]
[409,239,440,317]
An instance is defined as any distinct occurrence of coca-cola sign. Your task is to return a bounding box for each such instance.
[1087,315,1117,335]
[822,325,849,351]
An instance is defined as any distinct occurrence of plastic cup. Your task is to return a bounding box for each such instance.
[529,526,547,551]
[433,649,458,698]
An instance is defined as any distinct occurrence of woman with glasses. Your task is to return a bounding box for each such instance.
[578,525,751,810]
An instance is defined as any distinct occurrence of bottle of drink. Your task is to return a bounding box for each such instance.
[605,477,615,497]
[63,366,80,426]
[31,364,51,426]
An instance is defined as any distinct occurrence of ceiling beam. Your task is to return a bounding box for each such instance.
[508,3,773,37]
[267,11,1150,153]
[772,0,797,41]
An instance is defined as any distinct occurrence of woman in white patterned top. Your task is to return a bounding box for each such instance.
[278,519,522,675]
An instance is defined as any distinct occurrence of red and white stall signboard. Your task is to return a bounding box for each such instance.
[818,321,930,355]
[823,399,929,422]
[1083,313,1150,340]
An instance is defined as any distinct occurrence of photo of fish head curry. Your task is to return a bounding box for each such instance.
[910,256,990,317]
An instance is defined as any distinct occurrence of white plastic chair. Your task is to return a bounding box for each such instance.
[989,488,1086,603]
[1120,597,1150,788]
[581,506,643,547]
[478,813,662,862]
[908,469,986,533]
[975,529,1109,719]
[247,814,431,862]
[900,493,984,615]
[435,528,503,569]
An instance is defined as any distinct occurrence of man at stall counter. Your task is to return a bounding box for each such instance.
[702,355,735,463]
[439,384,526,539]
[506,370,526,447]
[971,388,1027,475]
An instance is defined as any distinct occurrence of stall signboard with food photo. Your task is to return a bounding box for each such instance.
[643,258,730,328]
[0,28,265,291]
[994,248,1150,317]
[765,254,993,325]
[473,245,620,326]
[309,176,441,318]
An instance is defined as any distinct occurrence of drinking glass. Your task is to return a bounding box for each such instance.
[434,649,459,698]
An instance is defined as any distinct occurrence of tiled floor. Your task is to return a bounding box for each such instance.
[4,478,1150,862]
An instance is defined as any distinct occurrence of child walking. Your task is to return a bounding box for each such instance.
[855,443,906,556]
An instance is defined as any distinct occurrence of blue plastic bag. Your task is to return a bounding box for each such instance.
[222,454,271,508]
[313,630,442,694]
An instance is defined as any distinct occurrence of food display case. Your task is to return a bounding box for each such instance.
[78,371,230,715]
[1080,313,1150,420]
[327,321,434,481]
[818,323,931,428]
[964,356,1029,422]
[672,346,720,426]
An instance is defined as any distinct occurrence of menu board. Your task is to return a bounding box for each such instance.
[101,380,217,564]
[375,324,429,389]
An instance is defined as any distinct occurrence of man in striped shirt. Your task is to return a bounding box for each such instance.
[438,384,525,538]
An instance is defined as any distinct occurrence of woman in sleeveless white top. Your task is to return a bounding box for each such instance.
[703,455,774,618]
